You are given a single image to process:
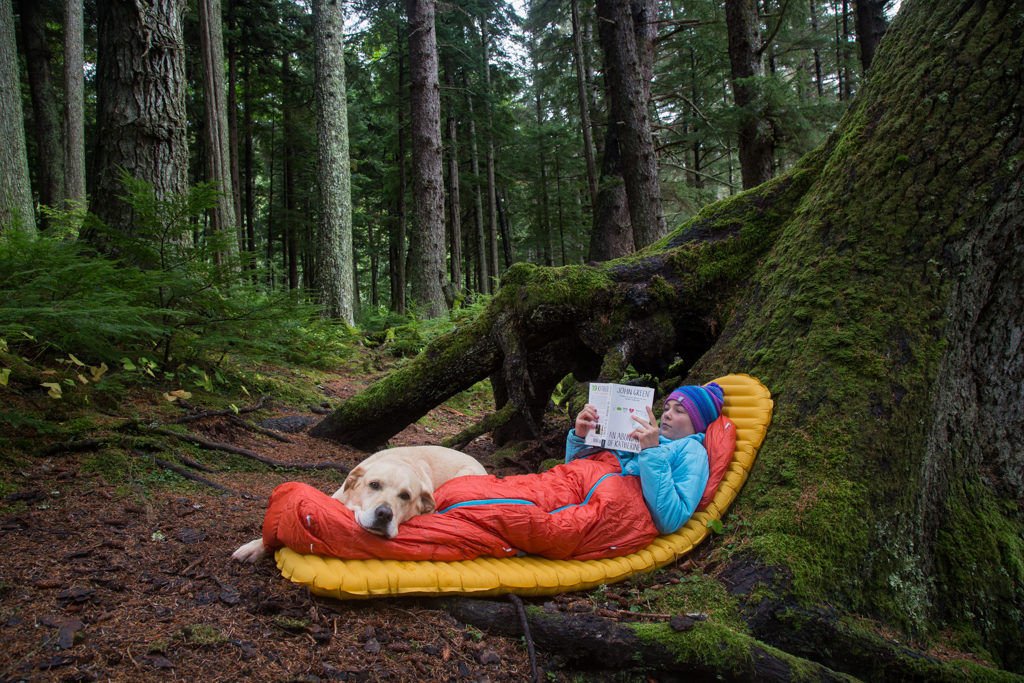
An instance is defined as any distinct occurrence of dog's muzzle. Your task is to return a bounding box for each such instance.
[367,505,394,536]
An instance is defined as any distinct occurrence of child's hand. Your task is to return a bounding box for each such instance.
[628,406,661,450]
[575,404,599,437]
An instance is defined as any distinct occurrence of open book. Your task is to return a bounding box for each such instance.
[583,383,656,453]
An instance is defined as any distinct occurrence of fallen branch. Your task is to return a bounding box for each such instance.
[440,404,517,450]
[164,394,272,424]
[128,449,250,497]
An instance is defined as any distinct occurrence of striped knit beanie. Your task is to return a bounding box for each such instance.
[664,382,725,433]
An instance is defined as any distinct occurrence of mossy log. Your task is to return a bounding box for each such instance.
[431,597,1021,683]
[313,0,1023,674]
[433,597,860,682]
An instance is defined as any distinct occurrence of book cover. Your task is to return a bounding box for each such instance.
[583,383,656,453]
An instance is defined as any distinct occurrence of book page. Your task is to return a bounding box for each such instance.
[602,385,655,453]
[583,383,655,453]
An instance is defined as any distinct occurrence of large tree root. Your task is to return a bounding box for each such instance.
[128,449,252,498]
[428,597,859,682]
[129,426,350,473]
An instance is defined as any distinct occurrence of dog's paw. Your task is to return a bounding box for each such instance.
[231,538,267,563]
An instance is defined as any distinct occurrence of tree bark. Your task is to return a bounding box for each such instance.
[853,0,887,75]
[63,0,86,209]
[809,0,825,99]
[243,54,256,274]
[481,19,500,284]
[19,0,66,226]
[594,0,665,249]
[227,0,243,250]
[465,75,489,294]
[309,0,1024,672]
[312,0,355,323]
[571,0,599,211]
[726,0,774,190]
[445,60,462,293]
[87,0,188,248]
[406,0,447,318]
[394,28,408,315]
[0,0,34,231]
[198,0,237,254]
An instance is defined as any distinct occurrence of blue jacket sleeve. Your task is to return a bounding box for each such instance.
[565,429,588,463]
[637,435,710,534]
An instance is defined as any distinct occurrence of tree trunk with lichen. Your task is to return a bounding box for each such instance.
[311,0,1023,675]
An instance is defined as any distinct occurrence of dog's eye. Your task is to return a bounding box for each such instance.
[399,492,410,501]
[369,481,380,490]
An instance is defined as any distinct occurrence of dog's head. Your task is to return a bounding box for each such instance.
[333,459,436,538]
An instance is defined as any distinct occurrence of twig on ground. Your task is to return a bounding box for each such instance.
[308,404,331,415]
[509,594,541,683]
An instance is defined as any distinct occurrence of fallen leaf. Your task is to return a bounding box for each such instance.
[77,374,89,385]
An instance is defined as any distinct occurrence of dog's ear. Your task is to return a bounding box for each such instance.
[414,461,435,493]
[338,465,364,501]
[418,489,437,515]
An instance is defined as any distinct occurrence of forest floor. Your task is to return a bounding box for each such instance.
[0,352,724,683]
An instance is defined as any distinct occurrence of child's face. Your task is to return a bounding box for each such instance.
[660,400,695,440]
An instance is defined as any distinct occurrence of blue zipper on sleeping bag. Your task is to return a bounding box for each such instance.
[437,473,623,515]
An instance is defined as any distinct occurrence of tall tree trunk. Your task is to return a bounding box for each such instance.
[725,0,774,189]
[267,119,276,288]
[87,0,187,249]
[282,55,298,290]
[0,0,34,231]
[312,0,355,322]
[554,148,566,266]
[465,75,488,295]
[18,0,66,227]
[497,184,514,268]
[810,0,825,99]
[310,4,1024,673]
[227,1,242,250]
[198,0,237,256]
[63,0,86,210]
[571,0,599,211]
[594,0,665,248]
[394,29,408,315]
[369,219,379,307]
[841,0,852,99]
[533,72,554,268]
[243,55,255,276]
[853,0,887,75]
[480,19,500,284]
[445,60,462,293]
[582,16,603,161]
[406,0,447,318]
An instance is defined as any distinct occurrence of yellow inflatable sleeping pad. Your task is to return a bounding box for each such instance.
[275,373,772,599]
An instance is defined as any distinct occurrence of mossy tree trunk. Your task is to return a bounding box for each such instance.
[310,0,1023,673]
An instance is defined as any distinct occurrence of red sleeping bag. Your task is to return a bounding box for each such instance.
[261,451,660,562]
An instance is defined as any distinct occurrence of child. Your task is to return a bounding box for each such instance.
[566,383,723,534]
